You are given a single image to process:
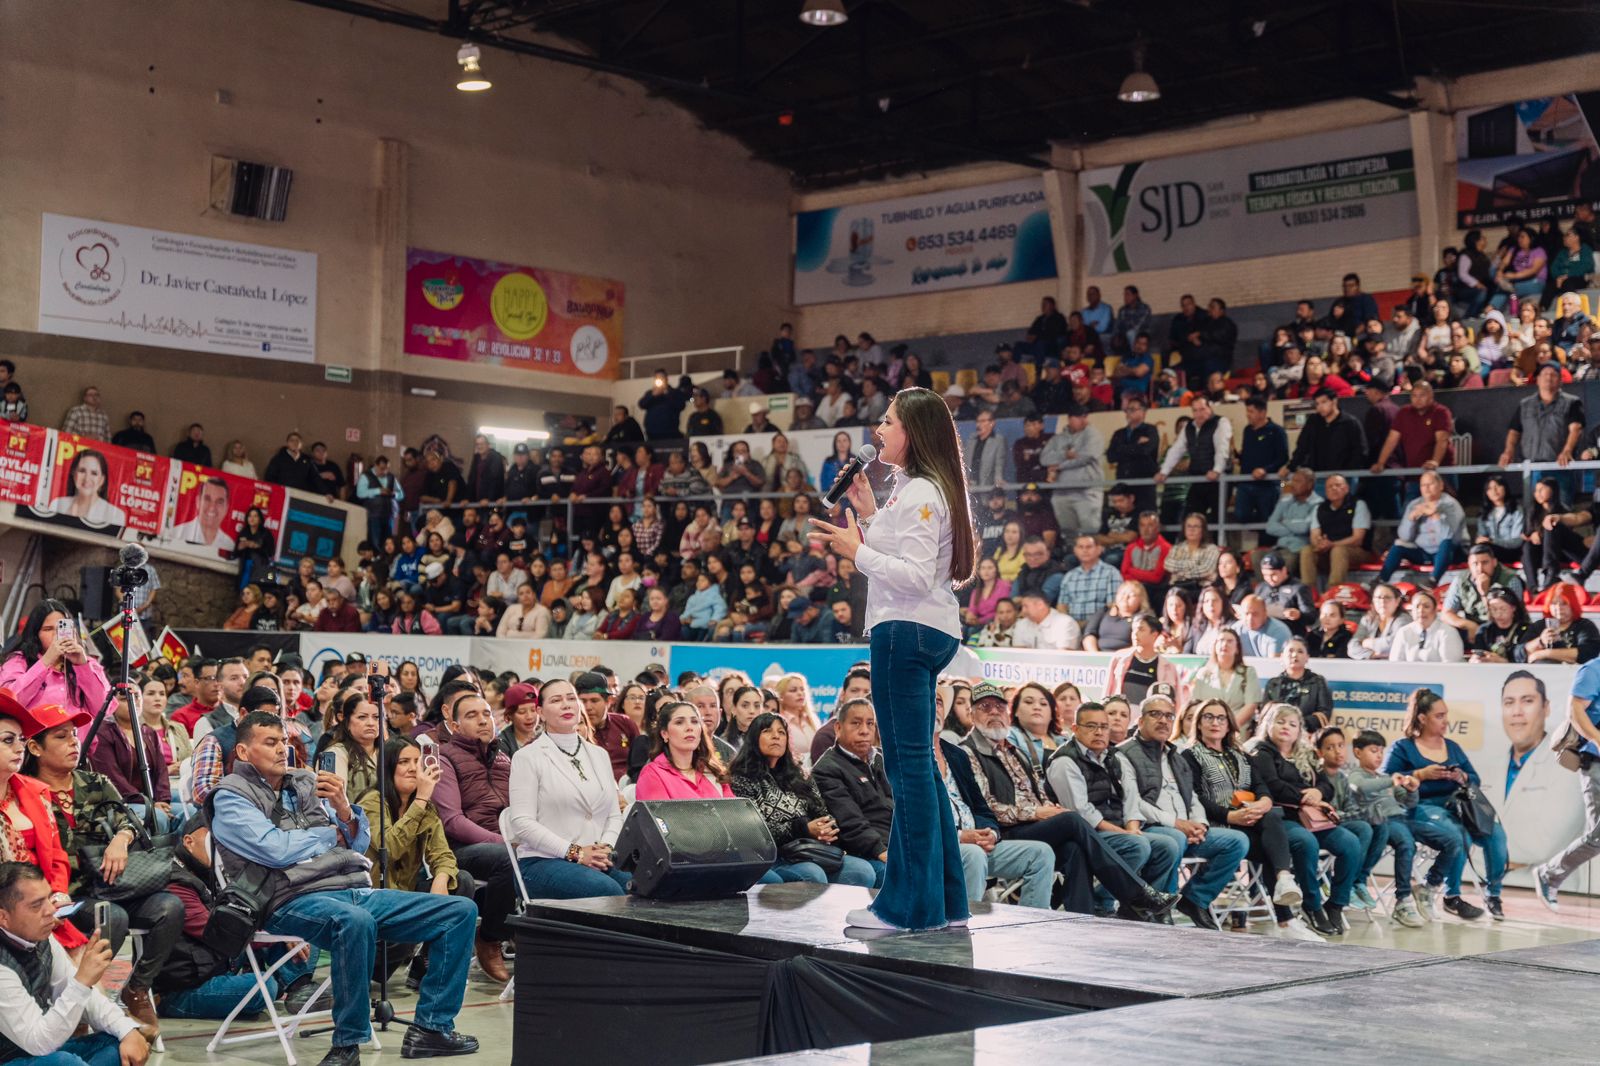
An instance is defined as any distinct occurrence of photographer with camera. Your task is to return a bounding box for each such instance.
[208,711,480,1066]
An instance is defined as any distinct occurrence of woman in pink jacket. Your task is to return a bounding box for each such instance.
[634,701,733,801]
[0,600,109,724]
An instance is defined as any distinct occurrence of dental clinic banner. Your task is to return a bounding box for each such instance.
[1081,121,1418,274]
[792,177,1057,305]
[403,248,625,380]
[38,213,317,362]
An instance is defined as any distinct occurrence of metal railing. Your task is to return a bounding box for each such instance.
[620,346,745,381]
[397,458,1600,561]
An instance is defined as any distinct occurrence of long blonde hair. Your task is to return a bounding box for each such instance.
[1246,702,1319,780]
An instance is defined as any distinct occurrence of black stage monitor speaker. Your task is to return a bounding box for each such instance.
[615,798,776,900]
[80,566,111,621]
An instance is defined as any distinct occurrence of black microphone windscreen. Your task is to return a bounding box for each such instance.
[118,543,149,569]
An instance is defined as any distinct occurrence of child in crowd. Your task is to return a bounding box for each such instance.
[0,382,25,422]
[1337,729,1426,927]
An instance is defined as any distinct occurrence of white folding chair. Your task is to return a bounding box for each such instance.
[497,808,530,1004]
[1207,861,1277,927]
[203,858,370,1065]
[984,878,1025,904]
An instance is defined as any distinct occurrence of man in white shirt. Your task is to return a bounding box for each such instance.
[1012,590,1081,650]
[0,862,147,1066]
[497,583,552,638]
[165,476,236,553]
[816,378,851,427]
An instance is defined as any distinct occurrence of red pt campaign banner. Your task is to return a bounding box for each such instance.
[0,423,51,507]
[158,462,287,562]
[31,432,169,537]
[403,247,624,380]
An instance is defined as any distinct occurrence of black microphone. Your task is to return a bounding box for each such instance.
[822,444,877,510]
[109,541,151,590]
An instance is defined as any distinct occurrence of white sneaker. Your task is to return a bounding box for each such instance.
[1413,884,1440,922]
[844,907,904,931]
[1272,871,1303,907]
[1278,917,1325,943]
[1392,898,1427,928]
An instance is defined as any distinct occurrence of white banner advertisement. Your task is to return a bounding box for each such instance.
[792,177,1057,305]
[38,213,317,362]
[1080,121,1418,274]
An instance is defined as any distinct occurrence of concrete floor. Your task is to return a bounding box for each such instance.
[120,883,1600,1064]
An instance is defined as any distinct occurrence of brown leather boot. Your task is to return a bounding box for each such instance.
[120,983,160,1040]
[474,937,509,983]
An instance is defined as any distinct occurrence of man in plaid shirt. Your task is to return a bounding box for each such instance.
[60,385,110,440]
[1057,534,1123,622]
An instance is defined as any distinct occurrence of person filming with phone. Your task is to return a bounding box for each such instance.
[209,712,481,1066]
[0,861,147,1066]
[0,602,110,733]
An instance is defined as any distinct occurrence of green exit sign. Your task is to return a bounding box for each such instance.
[324,365,353,384]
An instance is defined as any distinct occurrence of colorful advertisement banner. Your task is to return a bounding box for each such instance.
[38,213,317,362]
[403,248,624,380]
[157,463,288,563]
[0,423,52,507]
[1454,93,1600,227]
[793,177,1056,306]
[1081,121,1418,274]
[28,431,169,538]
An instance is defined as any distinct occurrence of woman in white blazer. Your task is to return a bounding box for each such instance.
[507,677,630,898]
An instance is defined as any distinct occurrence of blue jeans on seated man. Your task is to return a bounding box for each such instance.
[10,1032,122,1066]
[264,888,478,1048]
[1092,827,1180,910]
[518,856,633,898]
[1143,823,1250,905]
[959,838,1056,909]
[770,854,878,887]
[1409,801,1506,897]
[159,944,318,1020]
[1379,540,1462,584]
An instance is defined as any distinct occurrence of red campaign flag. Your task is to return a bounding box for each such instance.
[153,627,189,666]
[29,432,170,537]
[0,423,51,507]
[159,462,287,564]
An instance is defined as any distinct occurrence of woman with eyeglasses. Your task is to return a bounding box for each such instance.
[1468,587,1533,663]
[1521,581,1600,664]
[1348,583,1410,661]
[1188,628,1261,733]
[1182,698,1315,940]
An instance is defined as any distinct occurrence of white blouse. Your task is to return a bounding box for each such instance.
[854,471,962,640]
[1389,619,1465,663]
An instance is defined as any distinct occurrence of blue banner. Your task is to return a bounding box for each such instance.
[669,644,869,719]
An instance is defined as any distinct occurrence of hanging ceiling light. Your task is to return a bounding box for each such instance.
[455,43,492,92]
[799,0,848,27]
[1117,41,1159,103]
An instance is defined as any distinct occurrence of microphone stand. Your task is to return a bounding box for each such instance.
[79,579,157,834]
[369,670,411,1033]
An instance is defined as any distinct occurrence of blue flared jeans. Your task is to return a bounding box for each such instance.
[868,620,967,929]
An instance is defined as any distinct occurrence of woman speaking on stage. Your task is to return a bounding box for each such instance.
[809,387,976,932]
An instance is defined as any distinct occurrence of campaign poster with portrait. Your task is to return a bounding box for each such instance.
[158,462,287,562]
[0,422,52,507]
[29,432,168,537]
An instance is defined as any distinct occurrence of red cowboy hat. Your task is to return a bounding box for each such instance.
[0,689,91,738]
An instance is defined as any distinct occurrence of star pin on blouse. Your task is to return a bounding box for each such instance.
[918,504,932,522]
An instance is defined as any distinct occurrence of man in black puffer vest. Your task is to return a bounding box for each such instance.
[0,861,145,1066]
[210,712,480,1066]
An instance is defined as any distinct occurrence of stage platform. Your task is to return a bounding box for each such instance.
[509,883,1528,1065]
